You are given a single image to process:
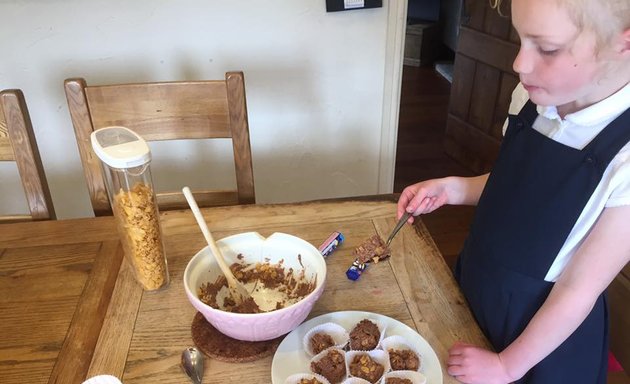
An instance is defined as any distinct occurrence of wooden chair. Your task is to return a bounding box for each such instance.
[64,72,255,216]
[0,89,56,223]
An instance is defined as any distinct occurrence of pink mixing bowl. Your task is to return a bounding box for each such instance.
[183,232,327,341]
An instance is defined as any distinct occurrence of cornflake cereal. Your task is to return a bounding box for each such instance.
[349,319,382,350]
[380,335,422,372]
[380,371,427,384]
[384,378,412,384]
[346,350,388,383]
[388,349,420,371]
[310,348,347,384]
[199,257,317,313]
[113,182,168,291]
[283,373,331,384]
[303,322,350,357]
[353,234,390,264]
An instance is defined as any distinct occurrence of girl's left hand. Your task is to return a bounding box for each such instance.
[447,342,514,384]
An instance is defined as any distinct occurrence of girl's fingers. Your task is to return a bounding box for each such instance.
[454,374,470,383]
[399,182,448,217]
[398,187,419,214]
[417,196,432,214]
[447,362,470,384]
[447,355,464,366]
[449,341,472,352]
[429,196,438,211]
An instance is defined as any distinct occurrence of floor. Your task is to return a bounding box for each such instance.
[393,65,629,382]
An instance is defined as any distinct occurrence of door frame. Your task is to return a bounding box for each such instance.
[378,0,408,193]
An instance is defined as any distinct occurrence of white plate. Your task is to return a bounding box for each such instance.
[271,310,443,383]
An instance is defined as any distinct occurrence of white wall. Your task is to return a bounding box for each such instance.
[0,0,406,219]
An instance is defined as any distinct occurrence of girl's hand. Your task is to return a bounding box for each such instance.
[397,178,452,223]
[447,342,515,384]
[397,174,489,223]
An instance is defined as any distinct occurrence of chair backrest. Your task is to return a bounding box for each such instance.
[64,72,255,216]
[0,89,56,222]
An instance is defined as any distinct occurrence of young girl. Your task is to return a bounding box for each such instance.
[397,0,629,382]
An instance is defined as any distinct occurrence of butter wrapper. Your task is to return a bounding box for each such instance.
[318,231,345,258]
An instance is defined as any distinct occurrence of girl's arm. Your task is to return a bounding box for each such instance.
[501,204,630,378]
[454,174,490,205]
[447,205,630,383]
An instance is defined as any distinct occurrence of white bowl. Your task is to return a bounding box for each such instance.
[184,232,327,341]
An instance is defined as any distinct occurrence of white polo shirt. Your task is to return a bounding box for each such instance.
[503,82,630,281]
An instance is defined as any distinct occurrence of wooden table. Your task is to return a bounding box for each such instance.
[0,198,489,384]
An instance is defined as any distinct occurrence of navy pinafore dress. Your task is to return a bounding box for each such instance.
[456,100,630,383]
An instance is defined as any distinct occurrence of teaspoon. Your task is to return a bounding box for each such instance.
[181,346,204,384]
[385,211,412,247]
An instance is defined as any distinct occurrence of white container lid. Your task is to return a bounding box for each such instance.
[82,375,123,384]
[91,126,151,169]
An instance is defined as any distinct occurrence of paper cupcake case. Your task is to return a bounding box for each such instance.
[380,370,427,384]
[379,335,423,373]
[347,318,387,351]
[342,377,372,384]
[309,347,348,384]
[303,322,351,356]
[284,372,332,384]
[299,318,429,384]
[345,350,390,384]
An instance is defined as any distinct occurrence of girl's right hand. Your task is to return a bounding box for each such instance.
[397,177,454,223]
[397,174,489,223]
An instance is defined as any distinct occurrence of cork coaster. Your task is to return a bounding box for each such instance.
[191,312,283,363]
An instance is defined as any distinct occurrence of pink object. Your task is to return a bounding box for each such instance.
[318,231,344,258]
[608,351,624,372]
[184,232,327,341]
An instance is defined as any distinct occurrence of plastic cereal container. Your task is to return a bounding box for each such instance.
[91,126,169,291]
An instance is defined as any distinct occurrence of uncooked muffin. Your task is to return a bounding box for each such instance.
[348,353,385,383]
[385,378,412,384]
[349,319,380,350]
[310,349,346,384]
[310,332,336,355]
[388,348,420,371]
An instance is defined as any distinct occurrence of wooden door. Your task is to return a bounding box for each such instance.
[444,0,519,174]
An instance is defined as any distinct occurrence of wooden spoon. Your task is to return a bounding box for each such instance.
[182,187,253,306]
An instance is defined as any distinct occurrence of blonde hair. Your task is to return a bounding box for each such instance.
[491,0,629,48]
[558,0,629,48]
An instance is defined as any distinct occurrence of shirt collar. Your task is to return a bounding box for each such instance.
[537,82,630,126]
